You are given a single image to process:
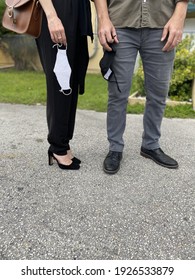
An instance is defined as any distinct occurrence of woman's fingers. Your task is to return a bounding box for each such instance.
[48,16,67,45]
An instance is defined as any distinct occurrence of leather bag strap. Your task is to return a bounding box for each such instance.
[5,0,34,8]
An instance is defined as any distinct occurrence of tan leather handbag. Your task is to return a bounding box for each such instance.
[2,0,43,38]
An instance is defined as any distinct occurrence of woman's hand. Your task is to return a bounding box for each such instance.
[47,14,67,46]
[39,0,67,46]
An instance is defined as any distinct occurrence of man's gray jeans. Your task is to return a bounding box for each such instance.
[107,28,175,152]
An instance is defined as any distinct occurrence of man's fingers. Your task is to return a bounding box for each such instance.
[102,42,113,51]
[112,34,119,44]
[161,27,168,41]
[100,34,118,51]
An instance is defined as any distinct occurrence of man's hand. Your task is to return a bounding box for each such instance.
[161,1,188,52]
[161,17,183,52]
[93,0,118,51]
[97,18,119,51]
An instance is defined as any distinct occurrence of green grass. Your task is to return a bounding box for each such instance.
[0,69,46,104]
[78,73,138,112]
[164,104,195,118]
[0,69,195,118]
[79,74,108,112]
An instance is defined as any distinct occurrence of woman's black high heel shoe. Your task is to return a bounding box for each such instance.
[71,157,81,164]
[48,150,80,170]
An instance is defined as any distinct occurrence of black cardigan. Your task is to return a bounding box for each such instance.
[79,0,93,39]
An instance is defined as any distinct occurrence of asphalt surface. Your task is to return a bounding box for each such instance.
[0,103,195,260]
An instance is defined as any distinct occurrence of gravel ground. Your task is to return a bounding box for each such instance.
[0,103,195,260]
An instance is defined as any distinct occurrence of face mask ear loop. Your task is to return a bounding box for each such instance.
[52,43,63,49]
[52,44,68,50]
[59,88,72,96]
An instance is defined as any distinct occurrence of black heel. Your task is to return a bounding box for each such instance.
[48,152,54,166]
[48,150,80,170]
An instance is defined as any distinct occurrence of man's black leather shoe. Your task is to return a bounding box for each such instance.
[103,151,123,174]
[140,147,178,169]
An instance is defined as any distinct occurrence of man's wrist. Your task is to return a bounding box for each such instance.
[174,1,188,19]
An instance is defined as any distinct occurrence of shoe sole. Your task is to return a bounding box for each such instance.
[103,165,120,174]
[140,151,179,169]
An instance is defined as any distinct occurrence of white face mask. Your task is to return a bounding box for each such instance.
[53,45,72,95]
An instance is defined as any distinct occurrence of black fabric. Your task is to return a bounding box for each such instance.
[79,0,93,40]
[41,0,93,94]
[35,0,93,155]
[99,47,116,80]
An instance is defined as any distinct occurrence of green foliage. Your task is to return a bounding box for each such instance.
[0,1,11,36]
[170,36,195,101]
[133,35,195,101]
[133,62,145,97]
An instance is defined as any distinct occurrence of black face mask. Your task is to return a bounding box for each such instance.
[99,46,116,81]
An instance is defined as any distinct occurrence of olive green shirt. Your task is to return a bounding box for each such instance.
[107,0,188,28]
